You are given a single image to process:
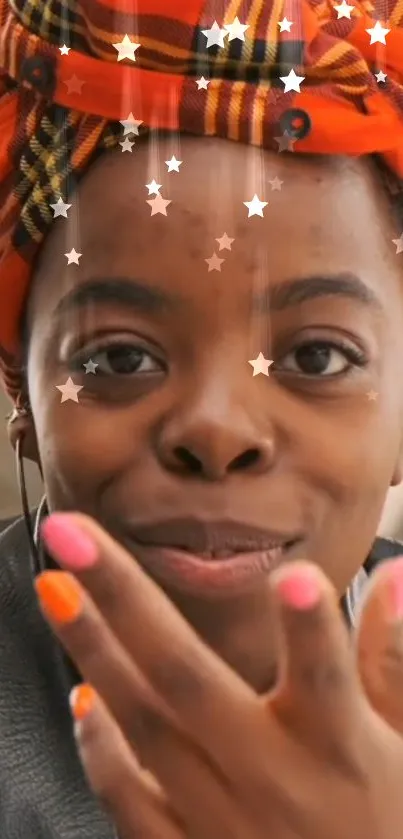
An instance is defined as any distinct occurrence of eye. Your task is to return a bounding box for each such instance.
[275,340,366,377]
[74,342,163,376]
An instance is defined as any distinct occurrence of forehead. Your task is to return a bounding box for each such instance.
[30,136,399,317]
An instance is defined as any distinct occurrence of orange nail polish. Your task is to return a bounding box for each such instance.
[35,570,83,624]
[70,684,96,721]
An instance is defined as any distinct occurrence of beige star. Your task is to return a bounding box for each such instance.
[147,194,171,216]
[120,113,143,136]
[64,74,85,94]
[113,34,141,62]
[269,177,283,191]
[224,17,250,42]
[216,233,234,251]
[248,352,273,377]
[274,133,296,153]
[393,233,403,254]
[205,252,224,271]
[120,137,135,153]
[56,377,83,403]
[367,390,378,401]
[50,197,71,218]
[65,248,82,265]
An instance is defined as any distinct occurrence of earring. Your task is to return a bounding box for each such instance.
[6,404,31,424]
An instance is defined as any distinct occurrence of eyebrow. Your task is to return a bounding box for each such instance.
[253,272,383,313]
[53,277,181,318]
[53,271,382,322]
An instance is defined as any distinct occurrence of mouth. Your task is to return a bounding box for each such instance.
[121,519,304,598]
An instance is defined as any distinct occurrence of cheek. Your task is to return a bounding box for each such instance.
[293,402,398,504]
[34,405,149,508]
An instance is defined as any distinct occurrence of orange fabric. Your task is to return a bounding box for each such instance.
[1,0,403,403]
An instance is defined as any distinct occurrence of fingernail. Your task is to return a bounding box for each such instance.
[41,514,98,570]
[35,570,83,624]
[70,684,96,722]
[277,569,321,610]
[388,558,403,619]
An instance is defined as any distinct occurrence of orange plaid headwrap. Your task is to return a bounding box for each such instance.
[1,0,403,404]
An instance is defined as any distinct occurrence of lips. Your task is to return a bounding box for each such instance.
[121,519,303,596]
[130,518,302,557]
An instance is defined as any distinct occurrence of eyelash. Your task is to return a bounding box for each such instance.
[68,337,367,380]
[274,339,367,377]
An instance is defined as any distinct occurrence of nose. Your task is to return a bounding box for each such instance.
[157,387,275,480]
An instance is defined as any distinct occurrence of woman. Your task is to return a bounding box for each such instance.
[2,0,403,836]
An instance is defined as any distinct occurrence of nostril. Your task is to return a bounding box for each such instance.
[230,448,260,470]
[173,446,203,473]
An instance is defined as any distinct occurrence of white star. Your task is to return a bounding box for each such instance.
[366,21,390,45]
[279,68,305,93]
[224,17,250,41]
[59,44,70,55]
[83,360,98,374]
[205,252,224,272]
[147,194,171,216]
[202,20,227,49]
[146,179,162,195]
[165,155,182,173]
[278,17,293,32]
[64,248,82,265]
[248,352,274,377]
[50,197,71,218]
[392,233,403,254]
[333,1,354,19]
[196,76,210,90]
[119,112,143,136]
[216,233,234,251]
[244,194,268,218]
[375,70,387,83]
[120,137,135,152]
[56,377,83,403]
[113,34,141,62]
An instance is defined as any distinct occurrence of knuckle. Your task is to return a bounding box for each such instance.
[299,662,349,693]
[148,655,208,708]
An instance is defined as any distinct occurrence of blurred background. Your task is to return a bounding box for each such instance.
[0,389,403,538]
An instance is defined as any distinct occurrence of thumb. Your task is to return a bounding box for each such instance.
[355,556,403,736]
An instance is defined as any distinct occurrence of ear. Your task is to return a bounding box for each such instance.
[6,409,41,471]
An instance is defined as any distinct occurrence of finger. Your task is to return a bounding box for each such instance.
[70,683,185,839]
[356,556,403,736]
[40,513,265,774]
[34,570,255,830]
[267,562,368,751]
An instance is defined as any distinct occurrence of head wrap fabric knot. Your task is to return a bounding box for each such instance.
[1,0,403,404]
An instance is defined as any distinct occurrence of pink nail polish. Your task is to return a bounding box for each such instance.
[277,570,321,610]
[41,514,99,571]
[388,558,403,619]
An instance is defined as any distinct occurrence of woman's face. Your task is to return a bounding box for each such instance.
[24,136,403,691]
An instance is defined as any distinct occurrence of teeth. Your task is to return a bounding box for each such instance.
[195,544,285,560]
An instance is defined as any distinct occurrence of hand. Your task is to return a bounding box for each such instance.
[35,513,403,839]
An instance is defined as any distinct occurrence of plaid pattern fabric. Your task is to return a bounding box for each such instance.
[1,0,403,404]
